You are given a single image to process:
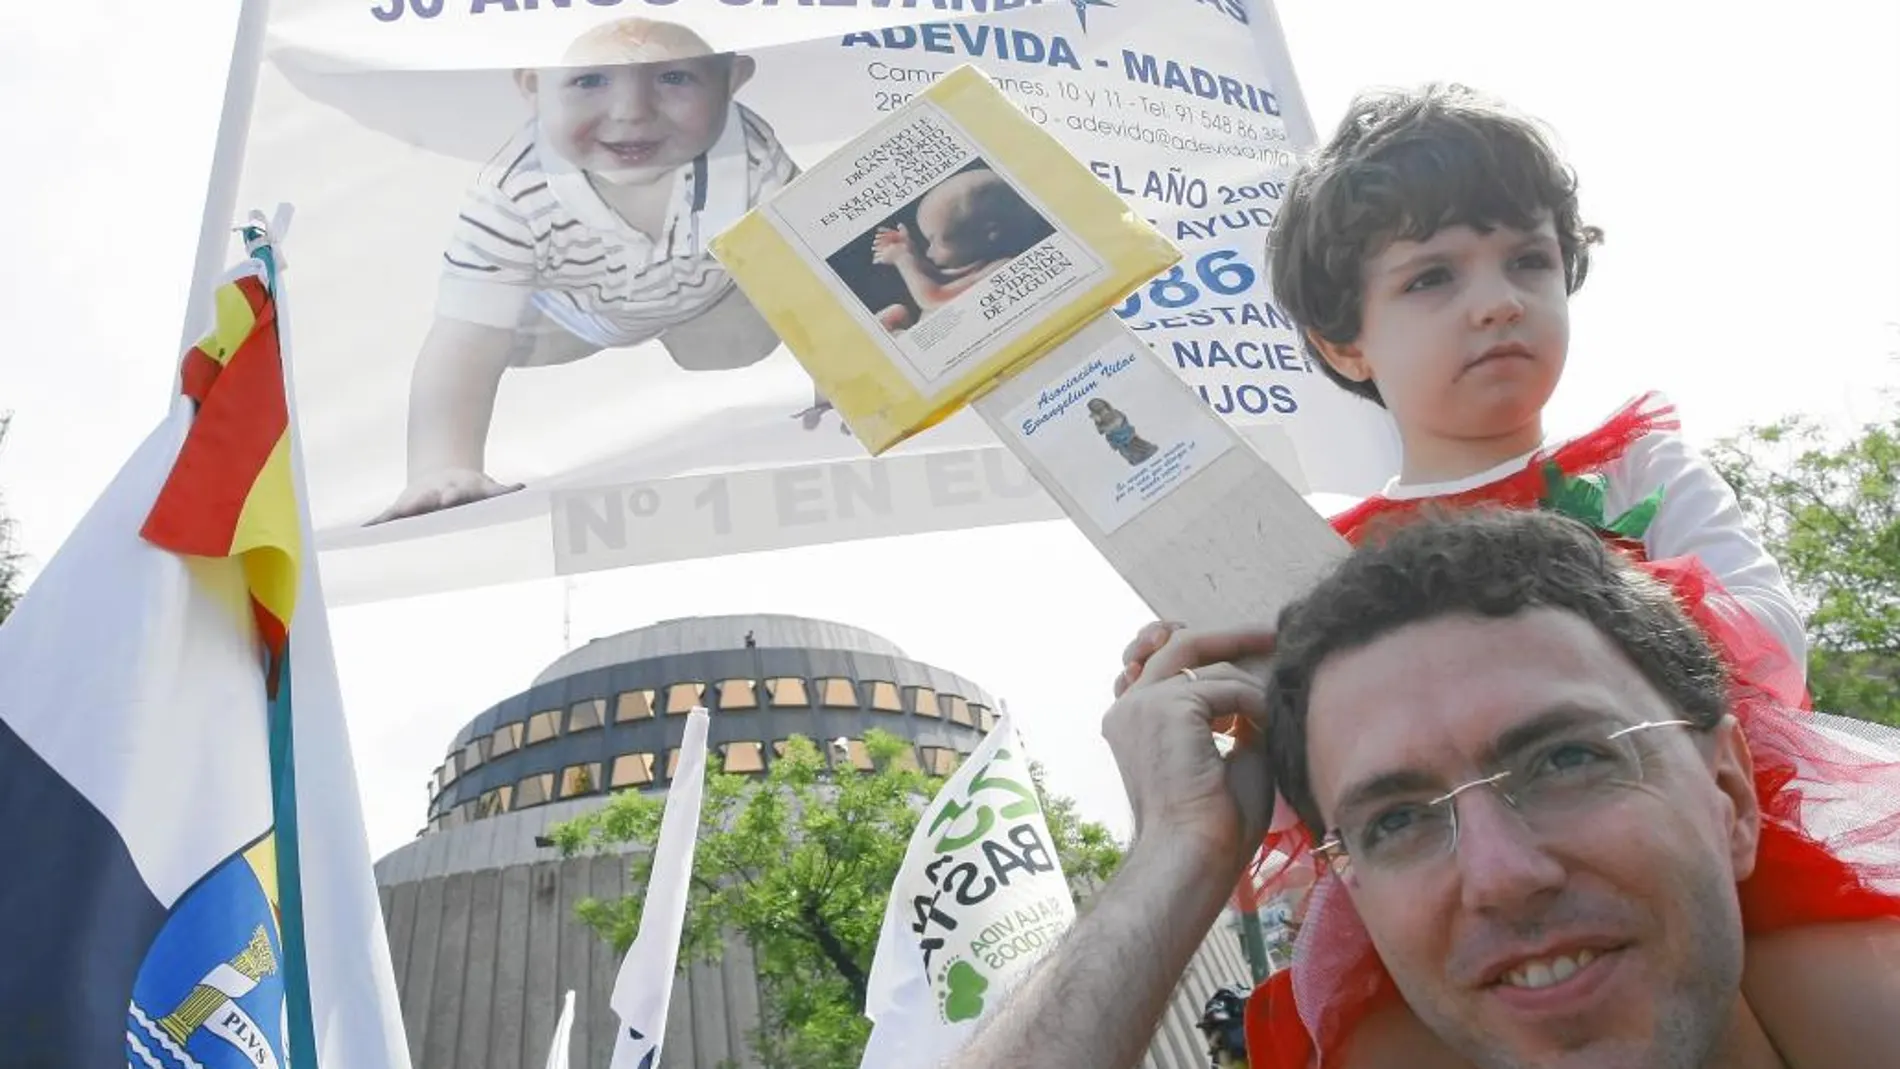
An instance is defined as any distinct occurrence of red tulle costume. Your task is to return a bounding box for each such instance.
[1243,395,1900,1067]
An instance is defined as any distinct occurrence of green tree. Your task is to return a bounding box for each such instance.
[0,415,23,625]
[1710,399,1900,726]
[1029,759,1123,887]
[549,729,1122,1069]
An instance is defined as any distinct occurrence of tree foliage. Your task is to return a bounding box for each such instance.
[1709,399,1900,726]
[0,415,22,625]
[549,729,1122,1069]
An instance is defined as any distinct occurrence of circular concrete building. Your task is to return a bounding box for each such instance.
[375,614,1256,1069]
[420,613,997,835]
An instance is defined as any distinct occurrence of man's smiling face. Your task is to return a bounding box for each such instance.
[1305,608,1761,1069]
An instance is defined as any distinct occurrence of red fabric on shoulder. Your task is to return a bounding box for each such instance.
[1331,392,1676,544]
[1245,970,1312,1069]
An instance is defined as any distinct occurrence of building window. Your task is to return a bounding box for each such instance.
[819,678,858,708]
[766,678,809,706]
[515,772,556,809]
[438,758,458,789]
[616,689,656,722]
[974,705,996,732]
[890,746,921,772]
[525,709,562,746]
[717,679,759,710]
[771,739,792,758]
[867,681,903,713]
[945,695,973,726]
[838,739,875,772]
[476,786,512,818]
[910,687,941,718]
[921,747,960,776]
[723,741,766,774]
[611,753,656,788]
[568,698,605,733]
[665,682,704,715]
[462,738,486,772]
[560,763,601,799]
[490,722,524,757]
[666,749,684,780]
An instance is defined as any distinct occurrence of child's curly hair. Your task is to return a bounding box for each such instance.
[1268,84,1603,407]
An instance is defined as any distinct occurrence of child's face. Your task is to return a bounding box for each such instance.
[528,54,745,183]
[1318,217,1569,456]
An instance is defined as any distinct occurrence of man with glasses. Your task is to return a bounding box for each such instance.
[952,509,1900,1069]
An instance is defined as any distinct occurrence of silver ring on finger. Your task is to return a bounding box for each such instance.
[1178,666,1199,683]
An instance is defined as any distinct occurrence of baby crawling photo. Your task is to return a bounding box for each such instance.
[372,16,836,526]
[823,158,1057,336]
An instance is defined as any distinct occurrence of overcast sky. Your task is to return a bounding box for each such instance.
[2,0,1895,857]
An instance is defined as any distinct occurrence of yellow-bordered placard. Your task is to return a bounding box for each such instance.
[711,64,1180,455]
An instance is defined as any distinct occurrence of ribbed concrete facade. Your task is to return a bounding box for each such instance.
[378,805,1259,1069]
[378,835,779,1069]
[377,614,1258,1069]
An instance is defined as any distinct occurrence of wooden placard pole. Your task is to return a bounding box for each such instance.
[968,315,1347,640]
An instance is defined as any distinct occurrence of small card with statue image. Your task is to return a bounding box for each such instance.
[999,315,1237,535]
[709,64,1180,454]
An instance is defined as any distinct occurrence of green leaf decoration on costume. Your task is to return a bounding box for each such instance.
[1539,461,1664,541]
[1541,462,1609,526]
[1606,485,1665,539]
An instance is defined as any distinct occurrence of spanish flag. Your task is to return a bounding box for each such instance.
[142,268,299,694]
[0,235,411,1067]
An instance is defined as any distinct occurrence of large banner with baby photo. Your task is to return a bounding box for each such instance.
[234,0,1400,602]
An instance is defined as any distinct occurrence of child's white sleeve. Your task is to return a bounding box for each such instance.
[434,180,539,330]
[1616,427,1810,672]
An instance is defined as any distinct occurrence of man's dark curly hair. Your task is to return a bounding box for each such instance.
[1267,84,1604,406]
[1264,508,1728,835]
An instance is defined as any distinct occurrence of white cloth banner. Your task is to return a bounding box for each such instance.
[859,710,1076,1068]
[216,0,1399,603]
[610,707,712,1069]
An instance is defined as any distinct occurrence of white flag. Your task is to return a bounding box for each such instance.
[610,707,712,1069]
[0,243,410,1066]
[544,989,577,1069]
[859,711,1077,1069]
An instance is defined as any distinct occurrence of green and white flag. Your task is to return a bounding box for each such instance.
[860,710,1076,1068]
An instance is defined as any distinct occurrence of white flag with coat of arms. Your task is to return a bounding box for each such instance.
[0,226,409,1067]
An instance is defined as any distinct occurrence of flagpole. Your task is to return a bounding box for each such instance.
[245,224,321,1065]
[178,0,274,358]
[268,654,321,1062]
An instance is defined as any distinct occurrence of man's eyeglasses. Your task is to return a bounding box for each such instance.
[1314,719,1697,882]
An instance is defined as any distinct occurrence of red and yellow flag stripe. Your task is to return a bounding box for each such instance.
[141,267,301,690]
